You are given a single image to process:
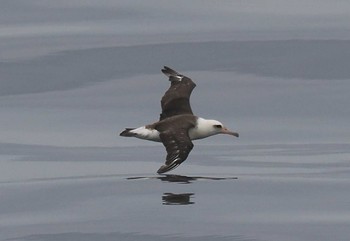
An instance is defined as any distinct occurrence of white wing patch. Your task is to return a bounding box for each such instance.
[169,75,184,82]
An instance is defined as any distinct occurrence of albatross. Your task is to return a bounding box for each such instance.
[120,66,239,174]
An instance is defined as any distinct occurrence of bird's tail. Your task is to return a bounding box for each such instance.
[119,128,137,137]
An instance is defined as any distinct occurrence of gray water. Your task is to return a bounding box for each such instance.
[1,144,350,241]
[1,1,350,241]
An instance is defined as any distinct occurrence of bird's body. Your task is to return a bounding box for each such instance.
[121,115,227,142]
[120,66,239,174]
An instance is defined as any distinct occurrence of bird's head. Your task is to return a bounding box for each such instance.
[209,120,239,137]
[194,118,239,139]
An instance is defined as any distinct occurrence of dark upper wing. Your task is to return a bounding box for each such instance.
[157,128,194,174]
[159,66,196,121]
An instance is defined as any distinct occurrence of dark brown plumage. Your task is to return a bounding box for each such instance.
[120,66,239,174]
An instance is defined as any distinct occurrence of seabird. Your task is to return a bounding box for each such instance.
[120,66,239,174]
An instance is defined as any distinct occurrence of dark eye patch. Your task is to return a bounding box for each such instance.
[214,124,222,128]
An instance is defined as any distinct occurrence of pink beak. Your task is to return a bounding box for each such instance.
[221,127,239,137]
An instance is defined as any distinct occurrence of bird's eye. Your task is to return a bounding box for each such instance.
[214,124,222,128]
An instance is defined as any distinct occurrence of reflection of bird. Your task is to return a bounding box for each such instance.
[126,174,238,183]
[162,193,194,205]
[120,66,239,174]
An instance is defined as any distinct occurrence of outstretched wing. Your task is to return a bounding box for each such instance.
[159,66,196,121]
[157,128,194,174]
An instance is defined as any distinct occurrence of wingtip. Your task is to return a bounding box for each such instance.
[157,165,170,174]
[161,66,180,77]
[157,162,180,174]
[161,66,169,74]
[162,66,172,72]
[157,166,166,174]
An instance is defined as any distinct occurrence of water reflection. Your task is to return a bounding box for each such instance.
[158,174,197,184]
[127,174,237,184]
[162,192,195,205]
[127,175,237,206]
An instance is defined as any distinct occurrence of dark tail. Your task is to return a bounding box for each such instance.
[120,128,136,137]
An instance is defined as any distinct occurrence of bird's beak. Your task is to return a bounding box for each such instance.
[221,127,239,137]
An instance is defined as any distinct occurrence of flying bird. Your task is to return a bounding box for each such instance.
[120,66,239,174]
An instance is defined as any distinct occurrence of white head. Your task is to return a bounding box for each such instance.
[189,118,239,140]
